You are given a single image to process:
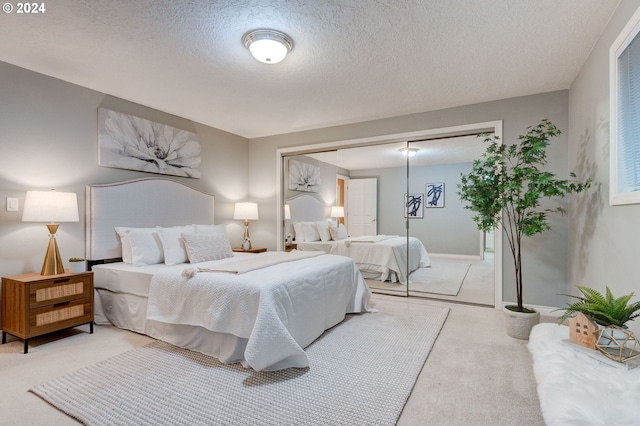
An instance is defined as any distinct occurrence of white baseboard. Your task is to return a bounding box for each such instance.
[429,253,483,260]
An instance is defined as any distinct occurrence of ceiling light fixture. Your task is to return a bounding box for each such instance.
[242,29,293,64]
[399,147,419,157]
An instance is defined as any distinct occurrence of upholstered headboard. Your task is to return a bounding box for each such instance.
[286,194,328,223]
[86,178,214,261]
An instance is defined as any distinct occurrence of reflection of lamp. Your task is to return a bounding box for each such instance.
[331,206,345,219]
[234,202,259,250]
[284,204,291,220]
[242,29,293,64]
[399,147,419,157]
[22,190,79,275]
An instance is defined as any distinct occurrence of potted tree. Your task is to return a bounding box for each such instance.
[457,119,591,339]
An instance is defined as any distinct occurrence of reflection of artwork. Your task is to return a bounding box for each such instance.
[404,193,424,218]
[288,159,321,192]
[98,108,201,178]
[426,182,445,208]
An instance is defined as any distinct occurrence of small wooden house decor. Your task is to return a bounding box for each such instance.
[569,313,598,349]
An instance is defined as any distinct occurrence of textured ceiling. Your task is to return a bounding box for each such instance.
[0,0,619,139]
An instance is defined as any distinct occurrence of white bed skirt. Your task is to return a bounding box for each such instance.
[94,289,251,367]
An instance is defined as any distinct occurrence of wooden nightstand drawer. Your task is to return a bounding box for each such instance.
[29,299,92,337]
[29,275,92,308]
[2,271,94,353]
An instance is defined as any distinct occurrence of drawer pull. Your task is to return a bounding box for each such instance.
[53,301,71,308]
[54,278,71,284]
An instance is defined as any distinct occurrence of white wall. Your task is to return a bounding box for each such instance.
[0,61,250,279]
[568,0,640,337]
[250,90,572,307]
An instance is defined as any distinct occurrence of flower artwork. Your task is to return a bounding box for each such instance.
[404,193,424,218]
[426,182,445,208]
[98,108,201,178]
[288,159,321,192]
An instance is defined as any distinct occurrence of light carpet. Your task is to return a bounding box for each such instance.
[528,323,640,426]
[408,260,471,296]
[30,298,449,426]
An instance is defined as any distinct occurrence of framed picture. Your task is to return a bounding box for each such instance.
[288,159,321,192]
[426,182,445,208]
[98,108,202,178]
[404,193,424,218]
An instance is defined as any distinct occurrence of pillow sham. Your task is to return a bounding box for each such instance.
[114,226,141,264]
[127,228,164,266]
[181,232,233,263]
[292,222,305,242]
[329,223,349,241]
[301,222,320,242]
[315,220,331,242]
[156,225,195,266]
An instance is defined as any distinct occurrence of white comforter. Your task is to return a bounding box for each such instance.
[297,236,430,284]
[146,252,371,371]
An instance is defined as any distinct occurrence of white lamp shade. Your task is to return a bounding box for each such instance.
[284,204,291,220]
[331,206,345,218]
[22,190,79,222]
[233,202,259,221]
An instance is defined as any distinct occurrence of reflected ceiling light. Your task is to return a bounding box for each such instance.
[399,147,419,157]
[242,29,293,64]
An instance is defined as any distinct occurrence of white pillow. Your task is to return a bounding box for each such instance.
[156,225,195,266]
[181,232,233,263]
[302,222,320,242]
[292,222,305,242]
[127,228,164,266]
[114,227,138,264]
[329,223,349,240]
[315,221,331,242]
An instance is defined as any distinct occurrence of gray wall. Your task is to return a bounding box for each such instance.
[568,0,640,337]
[0,61,250,280]
[250,90,571,308]
[351,162,479,256]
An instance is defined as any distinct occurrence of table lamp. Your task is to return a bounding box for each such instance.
[331,206,345,225]
[233,202,259,250]
[22,190,79,275]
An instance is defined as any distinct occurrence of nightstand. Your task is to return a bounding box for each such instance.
[232,247,267,253]
[1,271,94,353]
[285,243,297,252]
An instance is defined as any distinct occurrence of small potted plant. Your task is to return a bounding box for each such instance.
[69,257,86,273]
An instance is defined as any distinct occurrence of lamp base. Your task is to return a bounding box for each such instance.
[41,224,65,275]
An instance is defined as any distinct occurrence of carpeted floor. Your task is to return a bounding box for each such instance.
[408,261,470,296]
[528,323,640,426]
[30,297,449,426]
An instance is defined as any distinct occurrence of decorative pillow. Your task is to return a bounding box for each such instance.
[181,232,233,263]
[156,225,195,266]
[292,222,305,242]
[315,220,331,242]
[127,228,164,266]
[193,224,227,235]
[329,223,349,240]
[302,222,320,242]
[114,227,139,264]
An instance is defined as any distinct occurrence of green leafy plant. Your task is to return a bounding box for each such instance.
[558,286,640,327]
[69,257,85,262]
[457,119,591,313]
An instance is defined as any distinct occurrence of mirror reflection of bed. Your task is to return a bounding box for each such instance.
[283,137,495,307]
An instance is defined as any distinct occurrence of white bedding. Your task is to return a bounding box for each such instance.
[297,236,430,284]
[93,252,371,371]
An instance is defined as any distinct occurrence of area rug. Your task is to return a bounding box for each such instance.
[408,260,471,296]
[528,323,640,426]
[30,297,449,426]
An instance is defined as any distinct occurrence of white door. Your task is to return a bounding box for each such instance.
[347,178,377,236]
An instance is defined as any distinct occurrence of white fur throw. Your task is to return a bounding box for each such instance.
[528,323,640,425]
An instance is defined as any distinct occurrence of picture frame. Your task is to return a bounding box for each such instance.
[288,159,321,192]
[404,193,424,218]
[98,108,202,178]
[426,182,445,208]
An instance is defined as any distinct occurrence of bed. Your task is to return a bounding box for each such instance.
[87,178,371,371]
[287,194,430,284]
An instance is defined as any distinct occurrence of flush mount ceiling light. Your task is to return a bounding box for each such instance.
[242,29,293,64]
[399,147,419,157]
